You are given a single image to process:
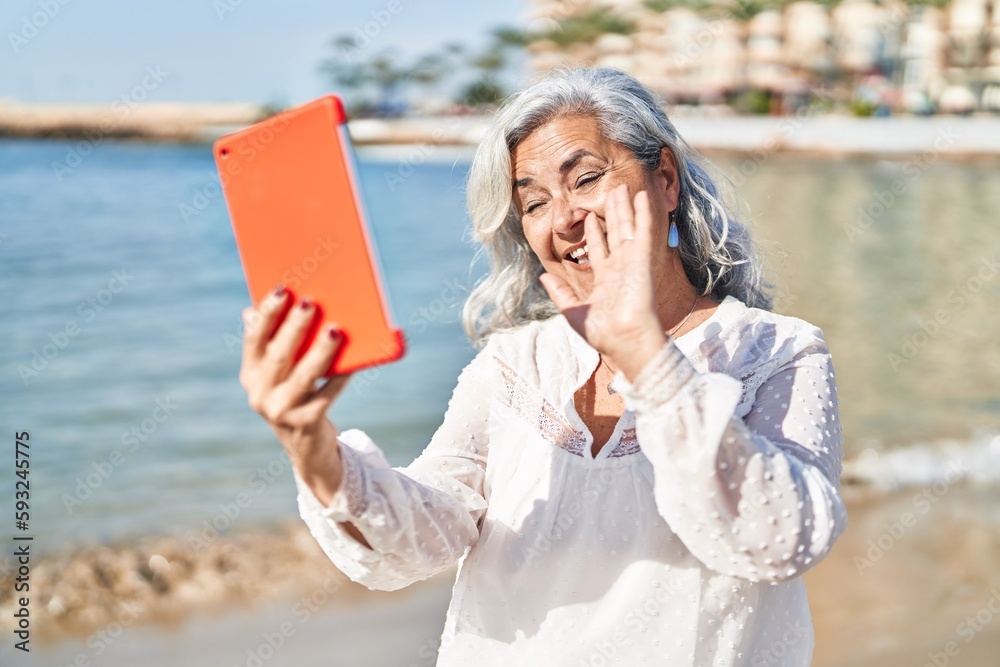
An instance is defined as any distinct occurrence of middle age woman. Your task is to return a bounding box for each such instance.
[238,67,847,665]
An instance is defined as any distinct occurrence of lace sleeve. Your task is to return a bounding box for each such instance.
[611,331,847,583]
[294,345,493,592]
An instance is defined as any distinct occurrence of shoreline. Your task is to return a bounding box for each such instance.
[0,100,267,143]
[3,100,1000,159]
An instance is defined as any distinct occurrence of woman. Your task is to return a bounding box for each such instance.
[239,68,846,665]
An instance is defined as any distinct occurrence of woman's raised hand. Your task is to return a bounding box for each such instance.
[239,287,352,504]
[539,184,667,382]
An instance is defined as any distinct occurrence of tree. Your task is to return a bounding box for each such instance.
[643,0,710,13]
[320,26,525,114]
[320,40,411,115]
[486,10,635,50]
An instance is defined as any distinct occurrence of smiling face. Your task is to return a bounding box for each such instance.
[512,114,679,300]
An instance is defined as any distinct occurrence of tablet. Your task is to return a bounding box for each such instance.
[214,95,405,376]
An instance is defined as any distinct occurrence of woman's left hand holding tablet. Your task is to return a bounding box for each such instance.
[239,287,352,505]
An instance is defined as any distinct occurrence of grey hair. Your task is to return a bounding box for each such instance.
[462,67,772,346]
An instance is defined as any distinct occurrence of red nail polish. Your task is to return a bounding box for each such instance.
[273,285,286,297]
[299,299,312,310]
[328,326,341,339]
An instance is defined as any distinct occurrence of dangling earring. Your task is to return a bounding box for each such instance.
[668,210,679,248]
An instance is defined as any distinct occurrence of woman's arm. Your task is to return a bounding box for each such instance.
[294,350,492,591]
[539,185,845,582]
[239,287,351,508]
[239,287,491,592]
[612,332,846,583]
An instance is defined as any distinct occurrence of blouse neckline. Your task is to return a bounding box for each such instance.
[551,295,743,461]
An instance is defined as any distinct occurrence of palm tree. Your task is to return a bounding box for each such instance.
[320,36,368,102]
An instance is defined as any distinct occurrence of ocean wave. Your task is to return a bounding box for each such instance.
[841,431,1000,491]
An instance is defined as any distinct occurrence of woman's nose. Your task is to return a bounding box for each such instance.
[551,197,589,238]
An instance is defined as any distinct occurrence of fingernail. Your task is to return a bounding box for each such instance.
[299,299,313,310]
[328,324,341,339]
[273,285,286,297]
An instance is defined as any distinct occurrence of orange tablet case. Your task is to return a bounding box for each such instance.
[214,95,405,376]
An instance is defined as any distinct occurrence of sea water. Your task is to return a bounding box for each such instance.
[0,139,997,553]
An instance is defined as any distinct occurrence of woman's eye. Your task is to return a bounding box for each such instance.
[577,172,603,187]
[525,202,544,214]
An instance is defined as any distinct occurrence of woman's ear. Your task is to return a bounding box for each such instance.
[657,146,681,211]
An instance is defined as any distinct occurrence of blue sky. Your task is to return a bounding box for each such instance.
[1,0,525,104]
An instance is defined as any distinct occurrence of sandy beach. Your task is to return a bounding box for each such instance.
[5,480,999,667]
[807,485,1000,667]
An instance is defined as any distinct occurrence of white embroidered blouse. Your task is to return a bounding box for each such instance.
[294,295,847,666]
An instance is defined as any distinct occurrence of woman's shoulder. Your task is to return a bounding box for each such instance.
[682,296,835,415]
[472,315,582,379]
[736,297,829,348]
[483,314,583,354]
[684,296,832,376]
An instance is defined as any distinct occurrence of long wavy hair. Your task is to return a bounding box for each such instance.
[462,67,772,346]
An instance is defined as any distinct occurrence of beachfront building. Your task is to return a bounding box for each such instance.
[525,0,1000,113]
[900,6,947,113]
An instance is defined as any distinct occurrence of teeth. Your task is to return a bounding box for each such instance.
[569,244,589,260]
